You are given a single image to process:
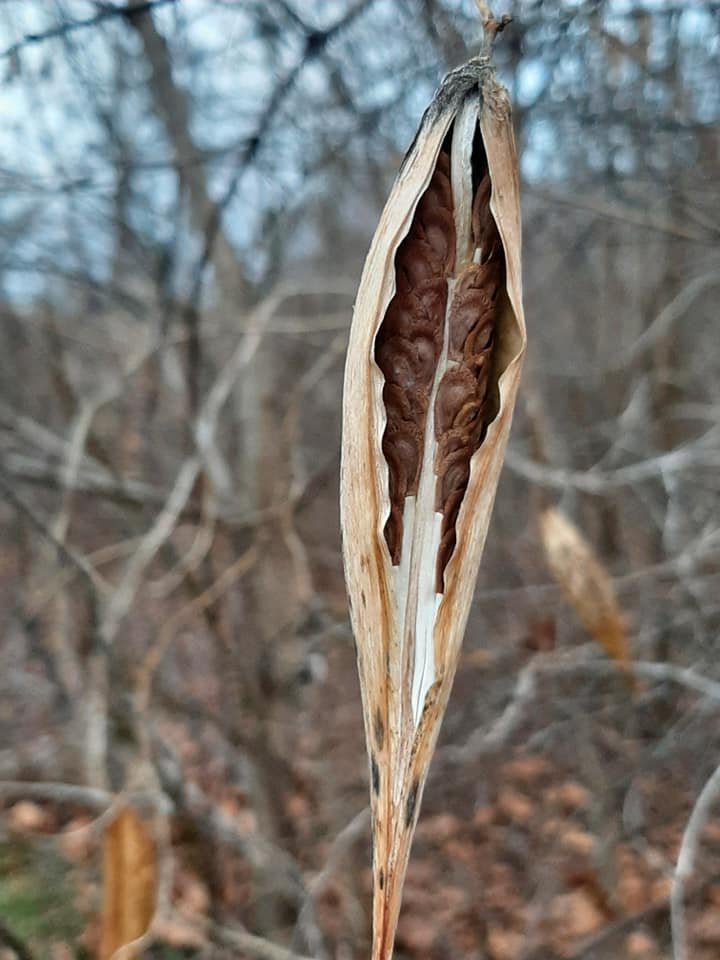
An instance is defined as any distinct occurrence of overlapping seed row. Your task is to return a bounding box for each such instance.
[375,137,504,590]
[434,156,504,590]
[375,149,455,563]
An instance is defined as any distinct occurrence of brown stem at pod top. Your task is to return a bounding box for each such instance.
[475,1,513,55]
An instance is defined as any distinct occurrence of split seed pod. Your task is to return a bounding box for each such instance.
[341,56,526,960]
[539,507,636,688]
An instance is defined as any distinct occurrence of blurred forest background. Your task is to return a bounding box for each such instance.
[0,1,719,958]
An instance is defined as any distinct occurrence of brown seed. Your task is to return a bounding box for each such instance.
[374,149,453,560]
[376,132,505,592]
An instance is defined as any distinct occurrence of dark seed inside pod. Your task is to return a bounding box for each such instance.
[433,135,505,591]
[434,366,478,435]
[375,147,454,564]
[375,127,504,590]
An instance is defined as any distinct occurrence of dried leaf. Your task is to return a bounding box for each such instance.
[550,889,607,940]
[8,800,52,832]
[539,507,635,685]
[341,55,525,960]
[100,805,157,960]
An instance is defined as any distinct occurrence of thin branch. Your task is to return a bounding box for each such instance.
[441,649,720,769]
[622,272,720,368]
[0,920,37,960]
[506,435,720,494]
[177,0,376,331]
[100,456,201,646]
[2,451,257,523]
[49,328,163,543]
[0,0,177,61]
[566,873,720,960]
[475,0,512,54]
[0,780,169,813]
[671,761,720,960]
[135,543,259,715]
[193,289,282,495]
[526,185,718,244]
[0,469,102,593]
[211,923,315,960]
[293,807,370,954]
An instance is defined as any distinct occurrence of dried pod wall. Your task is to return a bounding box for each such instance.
[341,56,526,960]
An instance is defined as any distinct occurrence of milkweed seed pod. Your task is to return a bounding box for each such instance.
[340,55,526,960]
[539,507,636,688]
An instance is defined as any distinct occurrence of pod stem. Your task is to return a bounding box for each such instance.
[475,1,513,56]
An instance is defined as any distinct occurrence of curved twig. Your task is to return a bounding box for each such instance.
[0,920,37,960]
[475,0,512,54]
[671,761,720,960]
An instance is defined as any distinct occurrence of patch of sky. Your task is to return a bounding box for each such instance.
[521,119,565,183]
[696,86,718,125]
[403,76,437,125]
[606,125,638,175]
[516,59,548,108]
[176,2,249,53]
[2,265,43,306]
[311,0,360,32]
[612,142,637,176]
[535,19,562,45]
[642,79,670,111]
[607,57,641,94]
[585,135,612,175]
[4,195,99,297]
[549,53,585,103]
[678,8,715,44]
[128,167,179,244]
[602,13,632,42]
[301,58,335,101]
[610,0,672,11]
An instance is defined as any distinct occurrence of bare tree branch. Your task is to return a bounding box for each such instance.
[211,923,315,960]
[0,0,178,61]
[671,761,720,960]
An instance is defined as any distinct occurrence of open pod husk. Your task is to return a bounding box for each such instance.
[340,56,526,960]
[539,507,636,688]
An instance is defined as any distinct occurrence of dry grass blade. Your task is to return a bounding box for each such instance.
[340,52,525,960]
[100,805,157,959]
[539,507,636,687]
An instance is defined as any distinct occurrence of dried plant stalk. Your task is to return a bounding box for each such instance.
[539,507,636,686]
[341,55,526,960]
[100,805,157,959]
